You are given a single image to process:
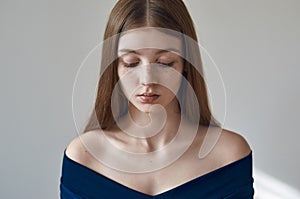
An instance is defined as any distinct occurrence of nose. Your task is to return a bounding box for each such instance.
[140,64,158,86]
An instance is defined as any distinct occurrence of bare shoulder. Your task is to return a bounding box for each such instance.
[213,128,252,164]
[65,130,99,165]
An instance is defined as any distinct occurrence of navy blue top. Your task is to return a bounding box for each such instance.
[60,151,254,199]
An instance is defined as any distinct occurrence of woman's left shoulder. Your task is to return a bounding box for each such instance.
[214,128,252,164]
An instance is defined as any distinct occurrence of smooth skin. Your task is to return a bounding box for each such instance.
[66,29,251,196]
[66,126,251,196]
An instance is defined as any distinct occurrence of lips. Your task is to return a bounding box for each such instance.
[137,93,159,103]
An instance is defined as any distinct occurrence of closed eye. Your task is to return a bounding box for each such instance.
[122,61,175,68]
[157,61,175,67]
[123,62,139,68]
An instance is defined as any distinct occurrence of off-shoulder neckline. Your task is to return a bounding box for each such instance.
[63,150,252,197]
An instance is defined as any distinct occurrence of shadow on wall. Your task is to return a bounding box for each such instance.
[254,168,300,199]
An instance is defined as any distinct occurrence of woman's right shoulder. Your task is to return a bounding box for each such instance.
[65,130,100,165]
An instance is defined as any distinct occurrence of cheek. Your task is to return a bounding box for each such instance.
[117,65,126,78]
[117,66,128,95]
[117,67,140,99]
[158,69,183,94]
[172,77,183,94]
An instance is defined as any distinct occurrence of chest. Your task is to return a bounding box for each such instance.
[88,152,221,196]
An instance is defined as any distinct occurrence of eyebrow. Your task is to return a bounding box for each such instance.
[118,48,182,56]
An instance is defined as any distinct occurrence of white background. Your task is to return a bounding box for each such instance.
[0,0,299,198]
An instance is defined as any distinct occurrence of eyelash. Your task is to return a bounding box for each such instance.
[158,61,175,67]
[123,61,175,68]
[123,62,139,68]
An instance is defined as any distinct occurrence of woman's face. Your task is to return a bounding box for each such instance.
[117,27,184,113]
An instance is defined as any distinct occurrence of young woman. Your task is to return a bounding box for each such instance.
[60,0,254,198]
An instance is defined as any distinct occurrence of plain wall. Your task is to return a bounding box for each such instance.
[0,0,299,198]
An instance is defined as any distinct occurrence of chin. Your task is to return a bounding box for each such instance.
[137,105,155,113]
[129,101,160,113]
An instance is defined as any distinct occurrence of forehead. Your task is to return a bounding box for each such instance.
[118,28,182,55]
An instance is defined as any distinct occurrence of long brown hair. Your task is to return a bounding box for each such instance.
[83,0,220,132]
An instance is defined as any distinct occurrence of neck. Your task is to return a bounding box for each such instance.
[119,99,181,152]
